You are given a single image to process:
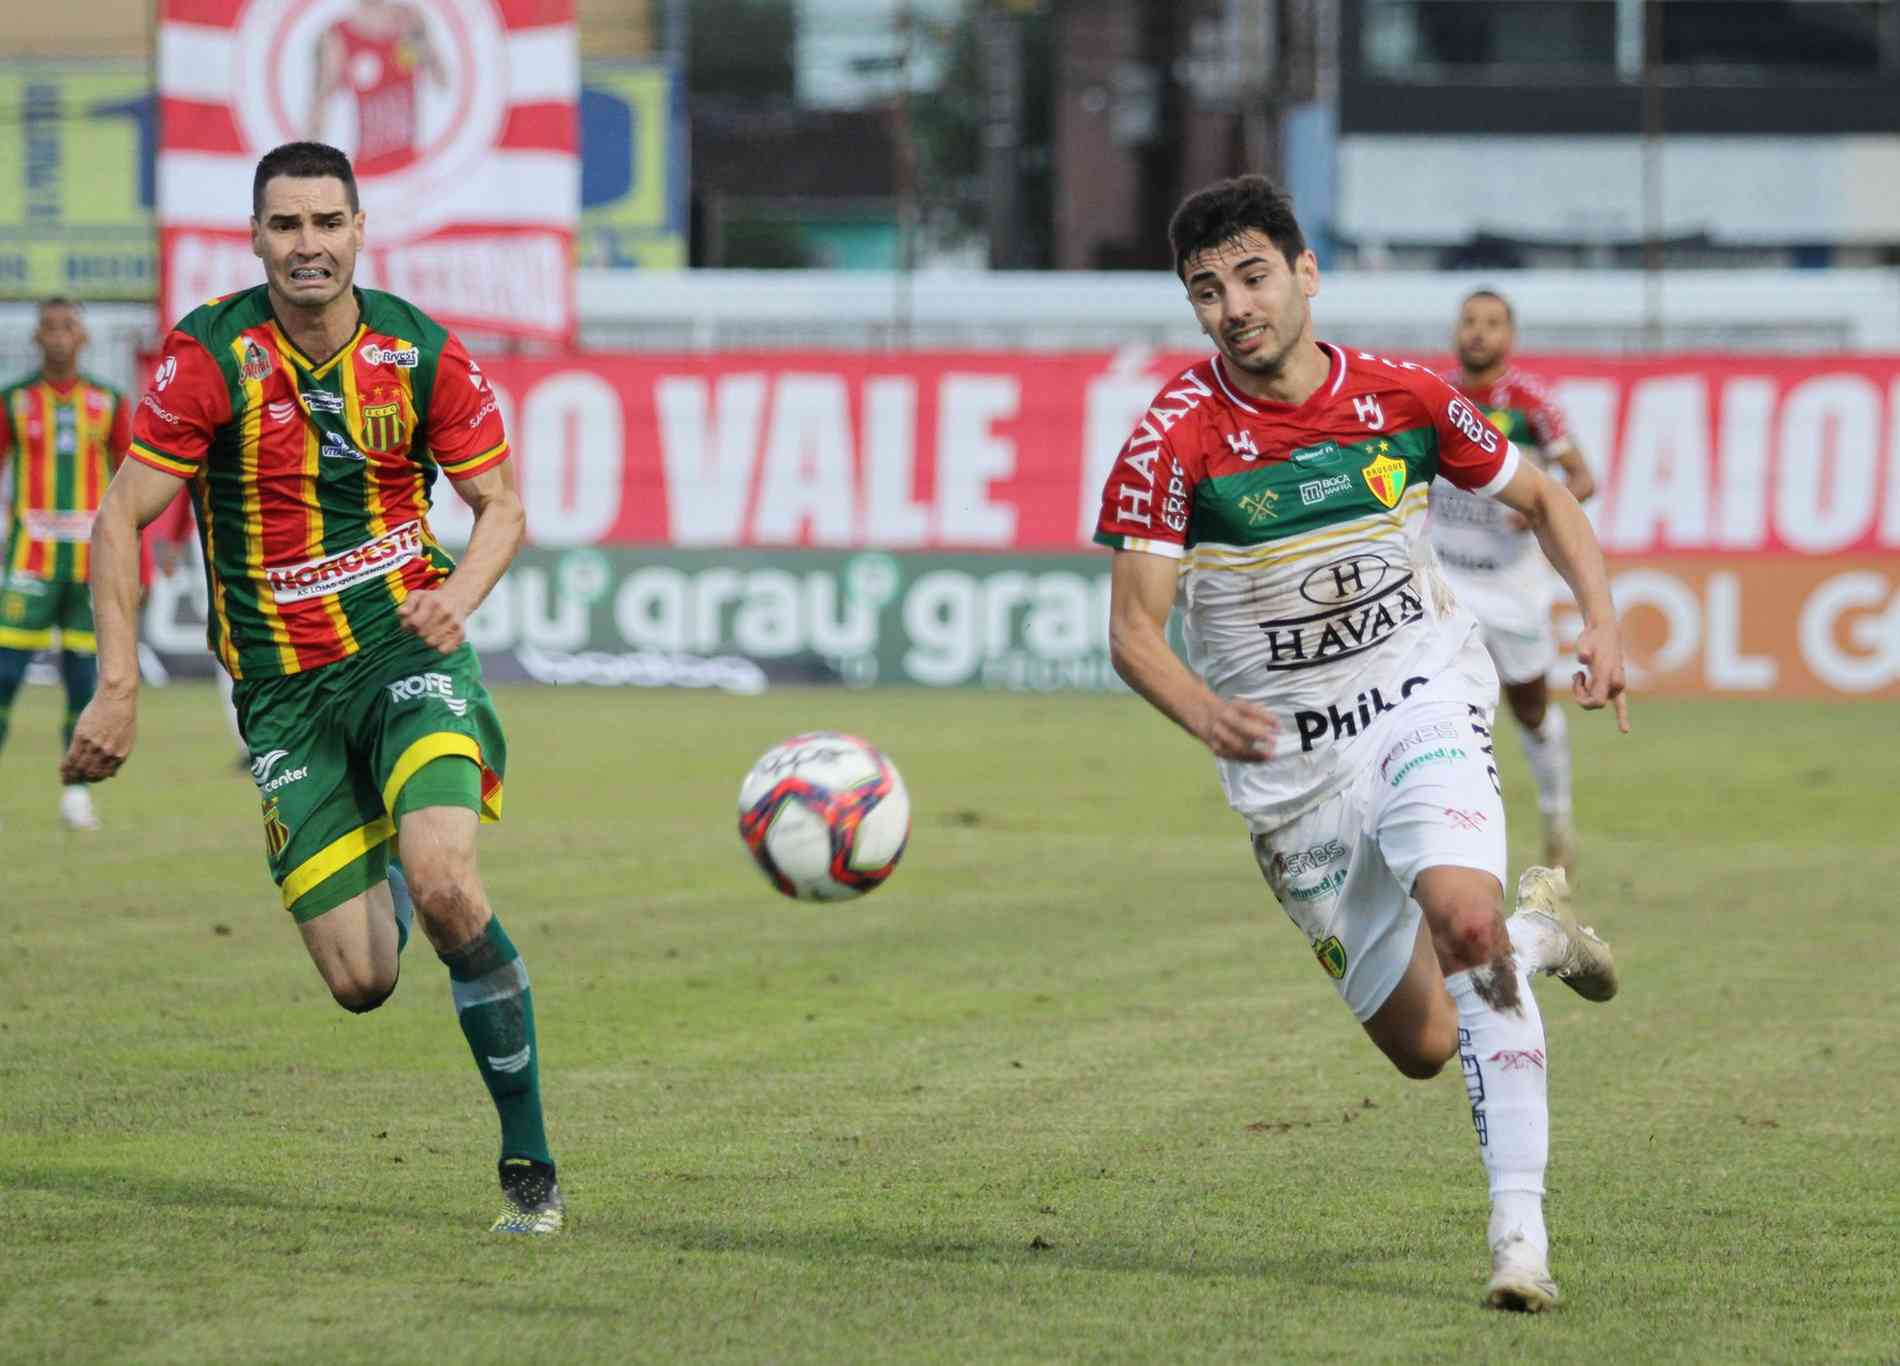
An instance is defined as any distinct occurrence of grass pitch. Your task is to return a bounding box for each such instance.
[1,680,1895,1364]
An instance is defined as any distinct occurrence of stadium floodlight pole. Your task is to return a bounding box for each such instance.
[893,0,918,347]
[1641,0,1664,347]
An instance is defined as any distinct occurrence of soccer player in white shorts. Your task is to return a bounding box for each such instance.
[1096,175,1628,1312]
[1430,291,1599,877]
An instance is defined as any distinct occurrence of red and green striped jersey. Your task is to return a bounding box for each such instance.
[1094,344,1520,826]
[128,286,509,680]
[0,374,132,582]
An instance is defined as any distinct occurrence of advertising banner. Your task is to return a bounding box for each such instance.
[0,61,154,300]
[450,350,1900,558]
[156,0,578,341]
[139,545,1900,699]
[130,349,1900,699]
[140,546,1155,693]
[578,63,687,271]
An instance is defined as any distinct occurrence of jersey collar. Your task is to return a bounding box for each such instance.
[1210,341,1348,417]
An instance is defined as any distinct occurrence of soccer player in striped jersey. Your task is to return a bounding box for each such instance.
[1431,291,1599,879]
[0,298,132,832]
[1096,176,1628,1310]
[63,142,561,1235]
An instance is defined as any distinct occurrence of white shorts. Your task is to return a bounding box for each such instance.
[1444,563,1557,686]
[1251,696,1508,1022]
[1481,619,1558,687]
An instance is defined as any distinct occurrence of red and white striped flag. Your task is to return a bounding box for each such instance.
[158,0,577,342]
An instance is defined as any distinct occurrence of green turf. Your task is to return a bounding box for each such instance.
[1,680,1895,1363]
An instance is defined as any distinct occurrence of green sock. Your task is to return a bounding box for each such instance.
[61,709,79,750]
[438,916,552,1167]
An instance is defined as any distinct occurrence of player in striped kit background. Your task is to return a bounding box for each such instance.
[0,298,133,831]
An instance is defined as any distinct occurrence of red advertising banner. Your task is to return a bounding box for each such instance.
[157,0,577,341]
[455,350,1900,559]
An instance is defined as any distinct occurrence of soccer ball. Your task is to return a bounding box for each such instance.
[737,732,911,901]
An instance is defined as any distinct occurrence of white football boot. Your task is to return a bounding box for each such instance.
[1512,865,1617,1002]
[1485,1232,1560,1312]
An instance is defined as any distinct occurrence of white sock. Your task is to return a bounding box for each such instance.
[1517,705,1572,822]
[1446,956,1550,1259]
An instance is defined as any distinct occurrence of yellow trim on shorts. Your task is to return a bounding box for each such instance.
[0,625,54,650]
[281,815,396,909]
[382,732,483,817]
[58,629,97,653]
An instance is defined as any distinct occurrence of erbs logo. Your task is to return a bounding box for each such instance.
[1259,554,1425,672]
[1446,396,1500,454]
[387,671,468,716]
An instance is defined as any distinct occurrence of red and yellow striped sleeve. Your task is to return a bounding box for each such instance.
[129,333,231,480]
[426,333,509,481]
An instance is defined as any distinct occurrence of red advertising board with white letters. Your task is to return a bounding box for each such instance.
[456,350,1900,556]
[423,349,1897,697]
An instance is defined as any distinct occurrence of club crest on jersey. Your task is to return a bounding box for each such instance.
[1239,488,1280,525]
[1488,408,1514,435]
[240,339,273,382]
[1361,451,1407,509]
[1313,935,1348,980]
[1225,430,1260,460]
[360,401,406,453]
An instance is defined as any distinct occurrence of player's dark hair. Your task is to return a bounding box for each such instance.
[252,142,360,217]
[1463,288,1515,324]
[1168,174,1307,279]
[37,296,83,316]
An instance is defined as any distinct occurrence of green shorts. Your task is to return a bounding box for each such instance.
[233,630,507,922]
[0,568,95,653]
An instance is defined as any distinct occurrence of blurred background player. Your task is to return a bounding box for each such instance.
[307,0,446,178]
[0,299,132,831]
[1429,291,1598,878]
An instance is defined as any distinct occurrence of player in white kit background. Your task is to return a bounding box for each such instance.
[1095,175,1629,1312]
[1431,291,1599,878]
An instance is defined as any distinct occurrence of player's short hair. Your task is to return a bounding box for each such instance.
[1462,288,1515,324]
[252,142,360,217]
[37,296,83,317]
[1168,175,1308,279]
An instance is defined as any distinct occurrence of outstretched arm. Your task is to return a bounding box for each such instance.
[1492,460,1628,731]
[1108,549,1278,761]
[61,459,189,783]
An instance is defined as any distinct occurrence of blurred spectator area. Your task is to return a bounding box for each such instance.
[5,0,657,56]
